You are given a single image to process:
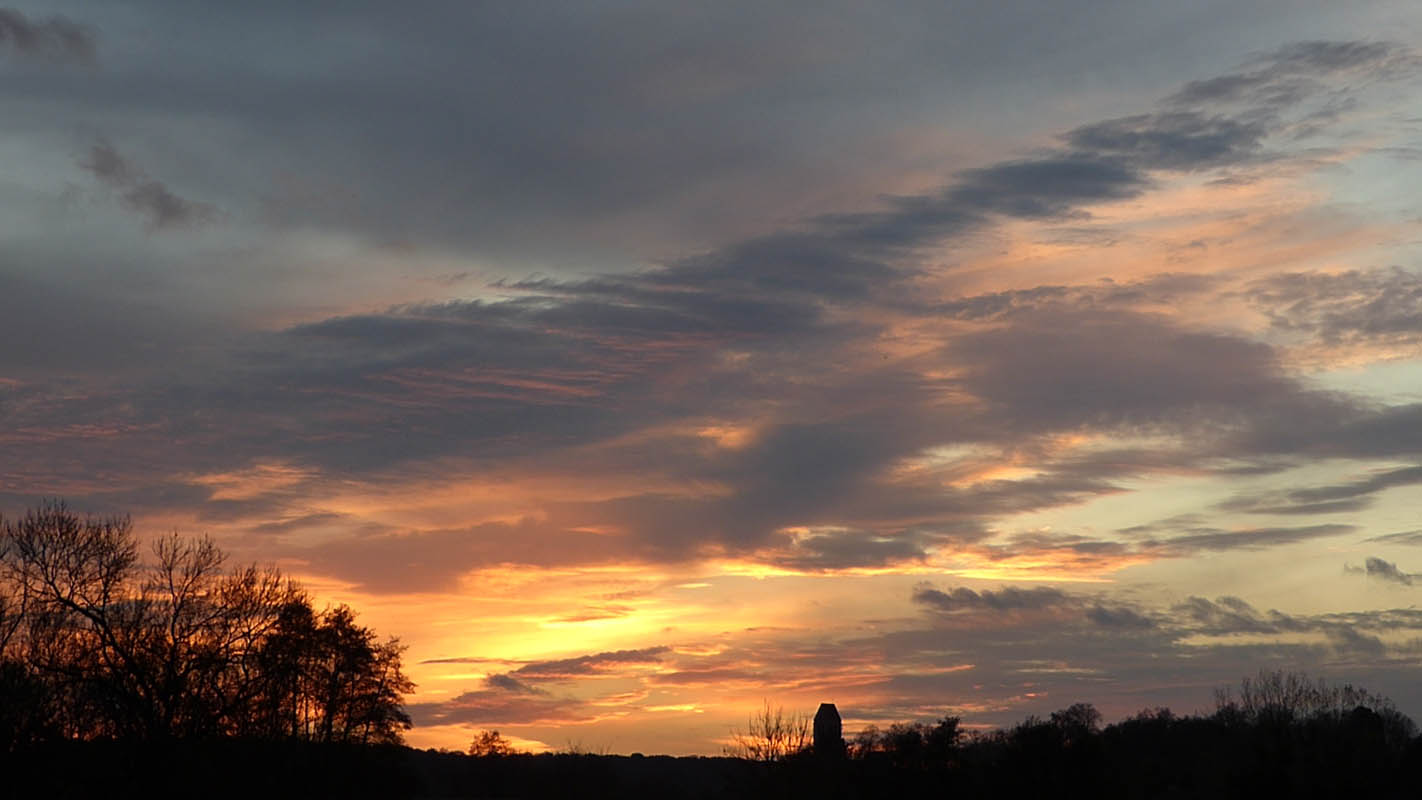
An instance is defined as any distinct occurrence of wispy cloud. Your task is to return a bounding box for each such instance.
[1346,557,1420,586]
[0,7,95,65]
[80,140,217,231]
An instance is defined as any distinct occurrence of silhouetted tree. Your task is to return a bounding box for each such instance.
[1050,702,1102,741]
[725,701,810,761]
[0,501,413,748]
[924,715,962,763]
[469,729,517,757]
[845,715,961,770]
[848,724,880,759]
[1215,669,1416,746]
[248,600,413,744]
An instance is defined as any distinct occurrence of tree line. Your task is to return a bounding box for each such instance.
[0,501,413,750]
[697,672,1421,799]
[441,673,1422,798]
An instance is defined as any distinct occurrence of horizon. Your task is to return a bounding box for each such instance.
[3,1,1422,756]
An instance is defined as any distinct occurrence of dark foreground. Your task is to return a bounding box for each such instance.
[6,710,1422,800]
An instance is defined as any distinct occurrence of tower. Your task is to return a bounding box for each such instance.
[813,702,843,757]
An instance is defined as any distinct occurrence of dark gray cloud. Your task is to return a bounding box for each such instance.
[945,307,1332,433]
[1086,605,1156,629]
[1167,40,1401,107]
[1161,595,1422,658]
[945,155,1147,219]
[1367,530,1422,547]
[297,521,637,594]
[1,36,1417,592]
[1216,494,1373,516]
[931,273,1219,321]
[1244,403,1422,461]
[1268,40,1402,72]
[912,584,1071,613]
[906,581,1396,652]
[407,672,603,727]
[1346,556,1418,586]
[1289,465,1422,503]
[763,529,932,572]
[1247,268,1422,347]
[965,523,1357,578]
[512,647,671,680]
[0,258,1396,588]
[484,673,545,695]
[79,140,216,230]
[1325,625,1388,656]
[0,7,94,64]
[410,649,668,727]
[1156,523,1355,553]
[1063,112,1268,170]
[0,266,218,374]
[17,2,1376,271]
[1171,595,1298,635]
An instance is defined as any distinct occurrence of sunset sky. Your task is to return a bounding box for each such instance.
[5,1,1422,755]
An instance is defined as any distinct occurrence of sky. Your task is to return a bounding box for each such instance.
[3,1,1422,755]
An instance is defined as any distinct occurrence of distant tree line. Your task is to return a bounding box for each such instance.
[0,501,413,750]
[433,673,1422,798]
[721,672,1422,799]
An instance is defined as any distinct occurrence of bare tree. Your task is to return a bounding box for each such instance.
[725,701,811,761]
[1215,669,1417,744]
[0,501,414,747]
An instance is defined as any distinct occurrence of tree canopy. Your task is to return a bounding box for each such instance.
[0,500,413,749]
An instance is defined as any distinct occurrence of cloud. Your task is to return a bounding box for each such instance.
[1324,625,1388,656]
[1216,495,1373,516]
[2,38,1418,593]
[931,274,1219,321]
[945,155,1147,219]
[965,523,1357,579]
[0,268,219,373]
[912,584,1072,614]
[0,7,95,65]
[1266,40,1402,73]
[1366,530,1422,547]
[1063,112,1268,171]
[408,673,603,727]
[1085,605,1155,629]
[1240,402,1422,462]
[1170,595,1296,635]
[512,647,671,681]
[945,307,1335,434]
[1346,557,1418,586]
[1289,466,1422,504]
[79,140,216,230]
[1154,524,1355,553]
[485,673,545,695]
[1166,40,1401,107]
[550,605,636,624]
[758,528,933,572]
[297,520,637,594]
[1247,268,1422,349]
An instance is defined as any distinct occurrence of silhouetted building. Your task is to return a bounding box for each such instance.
[813,703,844,757]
